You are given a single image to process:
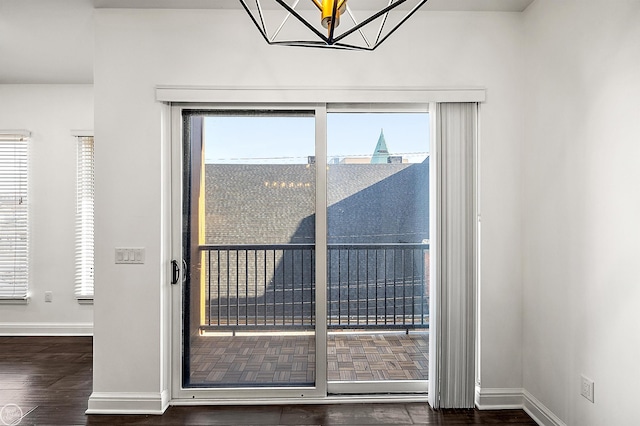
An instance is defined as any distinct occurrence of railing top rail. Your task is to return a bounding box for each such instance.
[327,243,429,250]
[200,244,315,251]
[199,243,429,251]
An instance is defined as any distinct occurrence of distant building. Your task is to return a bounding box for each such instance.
[204,160,429,245]
[370,129,390,164]
[328,129,406,165]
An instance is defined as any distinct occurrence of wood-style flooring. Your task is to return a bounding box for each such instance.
[328,332,428,381]
[0,336,538,425]
[189,331,428,386]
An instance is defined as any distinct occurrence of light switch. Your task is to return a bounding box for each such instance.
[115,248,145,264]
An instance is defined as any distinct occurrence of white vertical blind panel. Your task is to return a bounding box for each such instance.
[430,103,477,409]
[75,136,94,299]
[0,135,29,300]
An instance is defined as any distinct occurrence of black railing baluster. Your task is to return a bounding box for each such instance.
[254,250,258,326]
[327,248,331,327]
[291,249,295,326]
[402,248,406,327]
[217,250,220,327]
[311,248,315,327]
[421,248,426,327]
[338,249,341,326]
[245,249,248,326]
[227,250,231,325]
[374,249,378,325]
[207,250,212,326]
[356,248,360,326]
[393,249,397,324]
[347,249,351,326]
[235,250,239,326]
[264,249,267,326]
[282,249,286,327]
[273,249,276,326]
[365,249,369,325]
[384,249,388,325]
[412,248,417,326]
[300,249,305,326]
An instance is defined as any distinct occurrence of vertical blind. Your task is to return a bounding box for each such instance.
[75,136,94,299]
[0,131,30,300]
[429,103,477,409]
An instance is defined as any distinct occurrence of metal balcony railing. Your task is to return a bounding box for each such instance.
[199,243,429,332]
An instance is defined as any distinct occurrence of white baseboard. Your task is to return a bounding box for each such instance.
[475,387,566,426]
[475,387,524,410]
[523,390,567,426]
[0,322,93,336]
[86,390,170,415]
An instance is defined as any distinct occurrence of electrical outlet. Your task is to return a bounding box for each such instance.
[580,375,594,403]
[44,291,53,303]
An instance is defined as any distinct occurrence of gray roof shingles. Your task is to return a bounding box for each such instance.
[205,161,429,245]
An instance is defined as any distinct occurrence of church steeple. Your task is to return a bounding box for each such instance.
[370,129,389,164]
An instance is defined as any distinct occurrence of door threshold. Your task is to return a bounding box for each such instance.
[170,394,428,406]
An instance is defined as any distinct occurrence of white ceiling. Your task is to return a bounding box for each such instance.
[0,0,534,84]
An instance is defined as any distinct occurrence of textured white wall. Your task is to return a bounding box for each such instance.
[0,84,94,334]
[92,8,524,402]
[523,1,640,424]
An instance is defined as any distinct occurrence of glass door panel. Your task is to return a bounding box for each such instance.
[326,112,430,392]
[182,111,317,388]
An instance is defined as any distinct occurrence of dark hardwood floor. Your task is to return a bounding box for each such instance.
[0,336,537,425]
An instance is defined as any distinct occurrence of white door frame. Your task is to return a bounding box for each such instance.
[170,103,329,401]
[163,87,485,404]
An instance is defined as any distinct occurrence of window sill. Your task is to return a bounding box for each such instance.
[76,298,94,305]
[0,297,30,305]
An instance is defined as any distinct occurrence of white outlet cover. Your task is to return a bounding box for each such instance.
[580,375,594,403]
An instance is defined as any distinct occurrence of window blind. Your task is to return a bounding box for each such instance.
[429,103,477,409]
[75,136,94,300]
[0,131,30,301]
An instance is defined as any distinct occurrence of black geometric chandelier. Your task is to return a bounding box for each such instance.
[238,0,429,51]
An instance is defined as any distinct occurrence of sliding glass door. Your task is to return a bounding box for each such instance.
[326,112,430,394]
[172,105,429,399]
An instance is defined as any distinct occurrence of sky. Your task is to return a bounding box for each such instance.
[204,112,430,164]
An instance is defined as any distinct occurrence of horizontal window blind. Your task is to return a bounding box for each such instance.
[0,132,29,300]
[75,136,94,300]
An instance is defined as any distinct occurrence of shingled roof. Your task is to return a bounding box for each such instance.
[205,160,429,245]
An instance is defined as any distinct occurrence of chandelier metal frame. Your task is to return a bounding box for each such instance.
[238,0,430,51]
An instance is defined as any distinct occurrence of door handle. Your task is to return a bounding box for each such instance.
[171,259,180,285]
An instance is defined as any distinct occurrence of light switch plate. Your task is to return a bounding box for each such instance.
[115,248,145,264]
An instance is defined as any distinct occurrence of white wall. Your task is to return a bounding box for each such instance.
[0,0,93,83]
[522,1,640,425]
[91,8,524,411]
[0,84,94,335]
